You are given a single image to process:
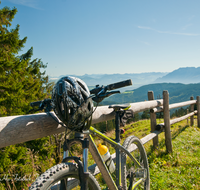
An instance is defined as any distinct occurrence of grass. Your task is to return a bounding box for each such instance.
[90,117,200,189]
[148,120,200,190]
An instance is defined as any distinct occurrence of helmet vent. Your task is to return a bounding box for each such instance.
[65,79,74,87]
[88,102,91,111]
[77,81,87,91]
[81,91,87,100]
[58,82,63,95]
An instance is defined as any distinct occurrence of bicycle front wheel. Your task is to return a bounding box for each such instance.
[121,136,150,190]
[29,162,100,190]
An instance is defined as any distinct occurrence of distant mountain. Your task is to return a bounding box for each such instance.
[49,67,200,106]
[154,67,200,83]
[102,83,200,105]
[49,72,167,91]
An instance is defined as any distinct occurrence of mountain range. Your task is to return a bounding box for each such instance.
[155,67,200,84]
[50,67,200,91]
[102,82,200,105]
[50,72,167,91]
[49,67,200,105]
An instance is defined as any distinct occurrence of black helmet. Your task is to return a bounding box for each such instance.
[51,76,93,131]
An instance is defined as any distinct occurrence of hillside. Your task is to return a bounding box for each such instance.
[123,119,200,189]
[154,67,200,83]
[102,83,200,105]
[96,118,200,189]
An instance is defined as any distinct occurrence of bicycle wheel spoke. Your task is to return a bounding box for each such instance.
[121,136,150,190]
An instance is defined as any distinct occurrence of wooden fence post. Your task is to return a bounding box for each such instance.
[190,96,194,126]
[163,90,173,153]
[197,96,200,128]
[148,91,158,148]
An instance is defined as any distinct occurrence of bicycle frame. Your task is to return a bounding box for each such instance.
[63,123,145,190]
[88,126,144,190]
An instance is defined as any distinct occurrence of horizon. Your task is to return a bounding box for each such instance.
[49,71,168,78]
[49,66,199,78]
[1,0,200,76]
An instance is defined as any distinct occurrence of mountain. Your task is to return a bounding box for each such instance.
[49,72,167,91]
[102,83,200,105]
[49,67,200,106]
[50,67,200,87]
[154,67,200,83]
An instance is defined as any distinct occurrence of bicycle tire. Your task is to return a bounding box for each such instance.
[29,162,100,190]
[121,136,150,190]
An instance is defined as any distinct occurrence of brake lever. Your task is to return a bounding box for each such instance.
[29,99,53,113]
[97,87,106,96]
[92,90,120,103]
[103,90,120,97]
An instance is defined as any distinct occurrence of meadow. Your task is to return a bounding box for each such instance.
[92,117,200,189]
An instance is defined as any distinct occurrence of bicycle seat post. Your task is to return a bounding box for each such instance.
[109,104,130,189]
[115,108,123,189]
[115,109,122,143]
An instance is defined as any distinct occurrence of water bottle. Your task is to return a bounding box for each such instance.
[97,144,115,173]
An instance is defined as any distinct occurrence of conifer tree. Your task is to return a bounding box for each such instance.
[0,4,51,116]
[0,4,55,189]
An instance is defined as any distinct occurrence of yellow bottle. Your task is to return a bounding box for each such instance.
[97,144,115,173]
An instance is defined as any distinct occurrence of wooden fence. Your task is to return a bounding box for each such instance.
[88,90,200,176]
[0,90,199,154]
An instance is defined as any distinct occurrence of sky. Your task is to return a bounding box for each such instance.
[1,0,200,77]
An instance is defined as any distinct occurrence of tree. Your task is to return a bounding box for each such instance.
[0,5,52,116]
[141,110,150,119]
[0,4,55,189]
[133,113,140,122]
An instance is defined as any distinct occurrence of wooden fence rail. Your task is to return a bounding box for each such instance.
[0,91,199,155]
[0,99,163,148]
[151,100,197,113]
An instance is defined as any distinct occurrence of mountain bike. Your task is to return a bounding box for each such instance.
[29,79,150,190]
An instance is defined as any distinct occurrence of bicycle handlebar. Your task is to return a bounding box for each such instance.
[106,79,132,91]
[90,79,132,103]
[90,79,132,95]
[30,99,52,112]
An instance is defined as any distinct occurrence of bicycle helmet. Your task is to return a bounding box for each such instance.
[51,76,93,131]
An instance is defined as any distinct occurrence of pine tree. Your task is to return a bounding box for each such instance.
[0,4,55,189]
[141,110,150,119]
[0,5,52,116]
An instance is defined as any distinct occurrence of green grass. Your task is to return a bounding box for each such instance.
[91,117,200,189]
[148,120,200,190]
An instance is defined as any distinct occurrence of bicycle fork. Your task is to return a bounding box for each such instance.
[62,132,90,190]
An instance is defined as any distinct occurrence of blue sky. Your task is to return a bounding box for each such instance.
[1,0,200,77]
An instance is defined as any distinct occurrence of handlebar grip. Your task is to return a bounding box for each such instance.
[106,79,132,90]
[30,101,42,107]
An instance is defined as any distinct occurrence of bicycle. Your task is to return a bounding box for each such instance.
[29,77,150,190]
